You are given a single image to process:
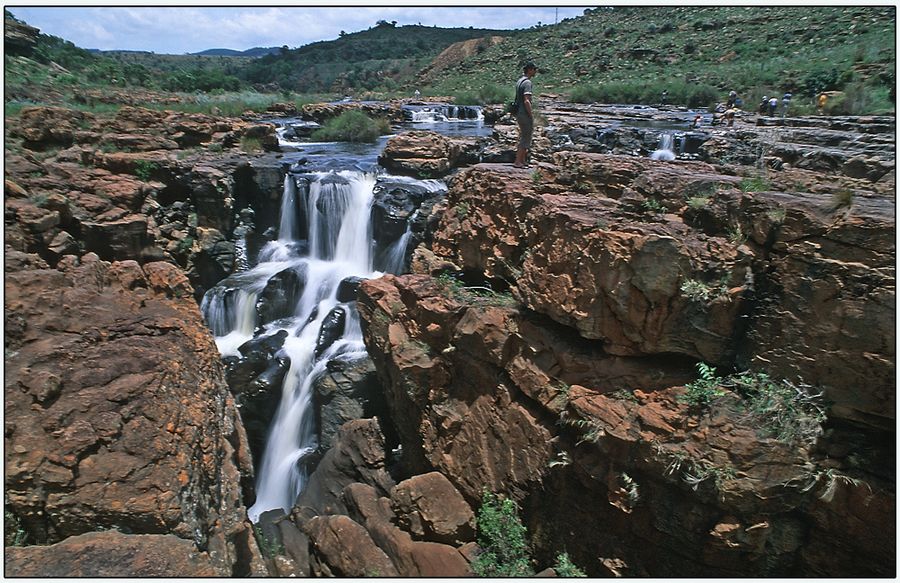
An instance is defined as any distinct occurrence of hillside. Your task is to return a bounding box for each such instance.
[239,20,513,93]
[424,6,895,112]
[4,7,895,114]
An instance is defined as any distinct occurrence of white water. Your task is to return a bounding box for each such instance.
[650,132,677,161]
[202,170,385,521]
[408,104,484,123]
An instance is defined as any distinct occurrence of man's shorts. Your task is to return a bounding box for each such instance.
[516,113,534,149]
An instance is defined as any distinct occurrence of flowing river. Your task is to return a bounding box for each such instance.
[200,104,485,521]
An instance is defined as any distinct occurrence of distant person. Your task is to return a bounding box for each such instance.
[781,91,792,117]
[726,90,738,109]
[513,62,538,169]
[758,96,769,115]
[724,108,737,127]
[817,92,828,114]
[768,96,778,116]
[414,89,421,100]
[692,114,702,129]
[661,90,669,105]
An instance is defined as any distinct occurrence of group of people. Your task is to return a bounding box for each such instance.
[758,92,793,117]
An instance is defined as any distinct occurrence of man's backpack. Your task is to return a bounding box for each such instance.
[507,77,526,115]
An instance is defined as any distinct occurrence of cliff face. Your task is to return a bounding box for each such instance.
[358,152,895,576]
[3,106,285,577]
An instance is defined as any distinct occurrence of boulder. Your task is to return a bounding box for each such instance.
[4,256,258,575]
[390,472,475,545]
[5,531,225,577]
[293,419,395,519]
[378,130,462,178]
[336,275,366,303]
[314,357,383,451]
[315,306,347,358]
[342,482,472,577]
[305,515,398,577]
[255,265,306,325]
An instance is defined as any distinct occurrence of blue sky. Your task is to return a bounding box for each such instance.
[7,6,590,54]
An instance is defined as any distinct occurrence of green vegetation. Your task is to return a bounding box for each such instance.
[436,272,517,307]
[5,7,893,113]
[472,491,533,577]
[133,160,157,182]
[680,362,727,407]
[829,188,855,211]
[641,198,665,215]
[4,508,29,547]
[425,6,893,112]
[554,552,587,577]
[451,83,511,106]
[310,110,390,143]
[680,363,828,444]
[239,20,512,93]
[728,371,827,444]
[570,79,720,109]
[660,447,737,494]
[252,524,284,558]
[679,277,730,304]
[739,176,771,192]
[239,136,263,152]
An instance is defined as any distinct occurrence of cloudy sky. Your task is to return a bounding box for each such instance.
[8,6,590,54]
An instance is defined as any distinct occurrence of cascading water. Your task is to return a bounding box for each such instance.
[650,132,677,161]
[202,170,384,521]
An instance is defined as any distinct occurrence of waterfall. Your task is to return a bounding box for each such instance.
[278,175,299,243]
[650,132,677,161]
[383,224,412,274]
[201,170,383,521]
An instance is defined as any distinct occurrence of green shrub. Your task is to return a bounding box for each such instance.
[134,160,157,182]
[239,136,263,153]
[554,553,587,577]
[471,491,534,577]
[729,371,827,444]
[568,79,719,108]
[825,82,894,115]
[310,110,390,143]
[680,362,726,407]
[739,176,770,192]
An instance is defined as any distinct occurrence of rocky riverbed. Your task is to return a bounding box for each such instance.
[4,96,895,576]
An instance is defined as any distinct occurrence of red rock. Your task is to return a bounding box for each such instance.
[5,531,226,577]
[390,471,475,545]
[379,130,462,177]
[305,515,398,577]
[4,255,258,574]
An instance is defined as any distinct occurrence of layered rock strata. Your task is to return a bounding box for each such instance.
[4,252,265,576]
[357,152,895,576]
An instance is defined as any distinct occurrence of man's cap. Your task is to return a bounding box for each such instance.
[523,62,538,71]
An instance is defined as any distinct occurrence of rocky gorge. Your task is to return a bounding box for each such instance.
[4,94,895,577]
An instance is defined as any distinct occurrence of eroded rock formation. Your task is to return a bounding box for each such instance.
[357,151,895,576]
[4,252,265,576]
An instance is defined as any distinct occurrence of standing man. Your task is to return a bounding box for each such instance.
[513,62,537,169]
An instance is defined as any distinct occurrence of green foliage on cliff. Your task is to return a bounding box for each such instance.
[680,362,727,407]
[309,110,391,143]
[554,552,587,577]
[472,491,534,577]
[681,363,828,444]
